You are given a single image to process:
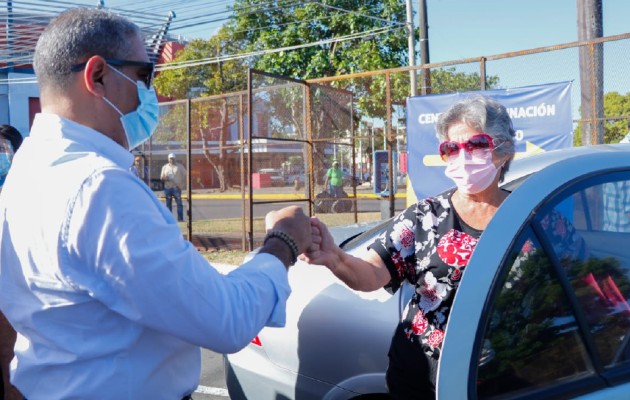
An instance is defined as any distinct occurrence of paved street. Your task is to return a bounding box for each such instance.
[194,349,230,399]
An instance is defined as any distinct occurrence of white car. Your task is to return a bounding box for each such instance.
[225,143,630,400]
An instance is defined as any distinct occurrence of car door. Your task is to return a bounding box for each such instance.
[439,149,630,399]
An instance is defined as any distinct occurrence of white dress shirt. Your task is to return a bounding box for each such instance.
[0,113,290,399]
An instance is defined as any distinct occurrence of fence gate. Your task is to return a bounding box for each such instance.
[247,69,357,250]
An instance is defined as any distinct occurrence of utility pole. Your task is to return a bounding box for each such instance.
[405,0,417,97]
[577,0,603,145]
[418,0,430,95]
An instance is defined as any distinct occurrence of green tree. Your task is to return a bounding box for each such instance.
[430,67,500,94]
[153,1,503,189]
[574,91,630,145]
[229,0,408,79]
[155,32,247,192]
[155,30,247,98]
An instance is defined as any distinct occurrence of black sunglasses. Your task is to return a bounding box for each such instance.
[71,58,154,88]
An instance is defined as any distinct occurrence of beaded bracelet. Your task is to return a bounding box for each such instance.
[264,230,299,265]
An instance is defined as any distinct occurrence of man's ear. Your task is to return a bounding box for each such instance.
[83,56,108,96]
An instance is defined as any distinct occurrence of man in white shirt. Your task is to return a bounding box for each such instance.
[0,8,311,400]
[161,153,187,222]
[0,125,23,400]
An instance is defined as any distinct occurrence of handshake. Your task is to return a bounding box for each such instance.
[261,205,333,269]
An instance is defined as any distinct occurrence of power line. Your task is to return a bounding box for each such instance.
[1,0,406,78]
[156,25,402,71]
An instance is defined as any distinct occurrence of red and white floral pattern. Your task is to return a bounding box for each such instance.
[371,189,482,358]
[437,229,479,267]
[390,219,416,258]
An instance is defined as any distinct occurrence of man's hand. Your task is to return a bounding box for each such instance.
[262,206,312,267]
[264,206,311,254]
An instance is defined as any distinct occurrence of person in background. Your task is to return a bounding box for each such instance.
[130,152,149,185]
[323,160,343,197]
[0,125,24,400]
[0,125,23,191]
[161,152,186,222]
[0,8,312,399]
[304,96,518,398]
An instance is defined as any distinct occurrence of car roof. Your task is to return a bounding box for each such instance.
[502,142,630,188]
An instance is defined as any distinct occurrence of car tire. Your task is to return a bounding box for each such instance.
[331,200,342,213]
[314,199,325,213]
[331,198,353,213]
[315,191,333,213]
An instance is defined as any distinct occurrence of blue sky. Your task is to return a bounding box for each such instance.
[64,0,629,65]
[169,0,629,64]
[426,0,628,63]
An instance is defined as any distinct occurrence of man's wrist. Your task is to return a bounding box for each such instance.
[260,238,294,268]
[261,230,299,268]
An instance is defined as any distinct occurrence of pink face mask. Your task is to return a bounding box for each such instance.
[444,150,501,194]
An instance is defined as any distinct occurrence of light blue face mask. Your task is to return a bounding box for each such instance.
[103,66,159,150]
[0,140,14,186]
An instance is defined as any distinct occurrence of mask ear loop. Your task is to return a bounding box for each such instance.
[492,140,513,182]
[102,96,124,118]
[101,65,132,118]
[108,64,139,86]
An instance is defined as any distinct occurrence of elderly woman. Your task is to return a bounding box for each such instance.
[303,95,516,398]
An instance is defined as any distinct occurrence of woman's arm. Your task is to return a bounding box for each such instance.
[301,217,391,292]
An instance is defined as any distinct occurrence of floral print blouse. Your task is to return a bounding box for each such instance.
[369,188,586,362]
[369,189,477,360]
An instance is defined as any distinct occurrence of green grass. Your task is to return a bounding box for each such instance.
[182,218,265,233]
[201,249,249,266]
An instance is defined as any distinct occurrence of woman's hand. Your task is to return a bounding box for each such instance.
[301,218,391,292]
[300,217,341,270]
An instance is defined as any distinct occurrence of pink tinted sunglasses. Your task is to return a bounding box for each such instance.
[438,133,495,162]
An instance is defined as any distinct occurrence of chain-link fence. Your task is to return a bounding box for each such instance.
[141,33,630,251]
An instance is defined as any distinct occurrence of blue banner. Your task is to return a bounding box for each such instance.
[406,81,573,204]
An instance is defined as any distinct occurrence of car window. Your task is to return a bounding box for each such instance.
[549,175,630,371]
[476,228,593,399]
[476,170,630,399]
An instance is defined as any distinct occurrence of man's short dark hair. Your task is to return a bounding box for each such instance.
[0,125,23,152]
[33,8,140,90]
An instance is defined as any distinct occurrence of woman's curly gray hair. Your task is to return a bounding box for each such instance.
[435,95,516,182]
